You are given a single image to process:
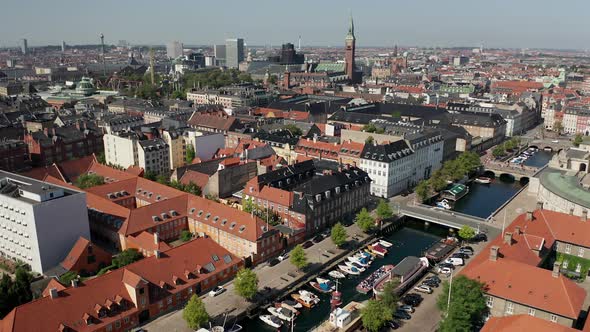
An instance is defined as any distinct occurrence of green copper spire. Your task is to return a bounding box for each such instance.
[348,13,355,37]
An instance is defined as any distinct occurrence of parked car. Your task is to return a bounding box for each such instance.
[437,262,455,270]
[414,285,433,294]
[268,258,280,267]
[452,253,470,259]
[401,294,423,306]
[461,246,474,251]
[472,233,488,242]
[437,266,452,275]
[393,310,412,320]
[458,249,473,256]
[422,280,439,288]
[278,253,289,261]
[399,305,415,313]
[444,257,464,266]
[425,275,441,283]
[313,235,324,243]
[389,320,401,329]
[302,241,314,249]
[208,286,225,297]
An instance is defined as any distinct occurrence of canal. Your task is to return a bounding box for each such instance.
[523,150,553,168]
[242,221,446,331]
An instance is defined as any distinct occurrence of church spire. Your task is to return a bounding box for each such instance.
[348,13,355,38]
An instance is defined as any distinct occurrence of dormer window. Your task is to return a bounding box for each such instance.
[239,225,246,233]
[230,222,237,230]
[197,210,204,217]
[205,213,211,220]
[221,219,228,226]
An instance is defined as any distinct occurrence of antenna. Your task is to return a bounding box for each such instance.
[100,33,106,78]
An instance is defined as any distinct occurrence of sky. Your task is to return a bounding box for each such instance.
[1,0,589,50]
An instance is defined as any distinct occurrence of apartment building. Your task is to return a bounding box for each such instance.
[98,114,144,134]
[137,139,170,175]
[360,141,414,197]
[186,84,272,108]
[104,133,170,175]
[0,171,89,273]
[0,140,29,172]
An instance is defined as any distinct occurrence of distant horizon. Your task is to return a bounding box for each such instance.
[2,0,590,50]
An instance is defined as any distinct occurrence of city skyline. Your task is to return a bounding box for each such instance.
[2,0,590,50]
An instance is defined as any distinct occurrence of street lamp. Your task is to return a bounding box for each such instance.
[446,270,453,318]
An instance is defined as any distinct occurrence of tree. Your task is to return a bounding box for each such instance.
[171,90,186,100]
[458,225,476,241]
[355,208,375,233]
[242,197,256,213]
[365,136,375,145]
[375,127,385,134]
[330,223,347,247]
[112,249,143,268]
[492,145,505,158]
[361,299,393,332]
[284,124,303,136]
[554,121,564,135]
[180,230,192,242]
[184,182,202,196]
[75,174,105,189]
[376,199,393,220]
[185,144,196,164]
[234,268,258,300]
[59,271,78,285]
[183,294,209,329]
[363,123,377,133]
[156,174,169,185]
[290,244,308,270]
[144,171,157,181]
[436,275,487,332]
[96,151,106,164]
[574,134,584,147]
[380,279,400,315]
[415,180,430,202]
[268,75,278,85]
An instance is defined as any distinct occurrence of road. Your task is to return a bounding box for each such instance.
[141,223,370,331]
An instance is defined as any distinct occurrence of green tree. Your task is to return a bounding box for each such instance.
[330,222,347,247]
[554,121,564,134]
[492,145,505,158]
[290,244,308,270]
[503,139,516,151]
[363,123,377,133]
[238,72,253,83]
[171,90,186,100]
[183,294,210,329]
[436,275,487,332]
[112,249,143,268]
[96,151,106,164]
[242,197,256,213]
[415,180,430,202]
[144,171,157,181]
[376,199,393,219]
[380,279,400,315]
[185,144,196,164]
[234,268,259,300]
[458,225,476,241]
[75,174,105,189]
[375,127,385,134]
[180,230,192,242]
[8,267,33,311]
[156,174,169,185]
[361,299,393,332]
[574,134,584,147]
[365,136,375,145]
[268,75,278,85]
[184,182,202,196]
[284,124,303,136]
[59,271,78,285]
[355,208,375,233]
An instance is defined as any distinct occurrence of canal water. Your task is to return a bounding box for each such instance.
[523,150,553,168]
[242,222,445,331]
[452,181,522,219]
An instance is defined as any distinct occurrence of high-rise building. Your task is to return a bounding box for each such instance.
[20,38,28,55]
[214,44,226,66]
[166,41,183,59]
[344,15,357,82]
[61,41,66,52]
[225,38,244,69]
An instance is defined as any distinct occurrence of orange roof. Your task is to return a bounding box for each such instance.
[286,110,310,121]
[482,315,577,332]
[61,237,112,271]
[220,157,241,167]
[125,165,144,177]
[179,170,209,189]
[121,195,188,236]
[126,231,172,253]
[41,279,66,298]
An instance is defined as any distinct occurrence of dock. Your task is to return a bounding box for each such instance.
[312,301,365,332]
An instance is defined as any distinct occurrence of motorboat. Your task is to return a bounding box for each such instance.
[268,306,295,321]
[339,264,361,275]
[310,277,335,293]
[474,177,492,184]
[369,243,388,257]
[260,314,283,328]
[436,199,452,210]
[298,290,320,304]
[356,264,395,294]
[328,270,346,279]
[275,302,300,316]
[280,299,303,309]
[347,254,371,267]
[379,239,393,248]
[291,292,319,308]
[345,261,367,272]
[373,257,430,296]
[441,184,469,201]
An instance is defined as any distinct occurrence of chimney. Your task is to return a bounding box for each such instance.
[582,210,588,222]
[526,211,534,221]
[49,288,58,299]
[552,262,561,278]
[536,201,543,210]
[514,226,521,235]
[154,232,159,244]
[154,250,161,258]
[71,279,79,288]
[489,246,499,261]
[504,232,513,245]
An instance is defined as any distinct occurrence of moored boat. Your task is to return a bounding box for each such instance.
[310,277,335,293]
[344,261,367,272]
[378,239,393,248]
[291,293,316,308]
[280,299,303,309]
[474,177,492,184]
[298,289,320,304]
[339,264,361,275]
[347,254,371,267]
[356,264,394,294]
[369,243,388,257]
[441,183,469,201]
[328,270,346,279]
[373,257,430,296]
[268,306,295,321]
[436,199,452,210]
[259,314,283,328]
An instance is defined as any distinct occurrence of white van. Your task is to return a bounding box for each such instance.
[444,257,464,266]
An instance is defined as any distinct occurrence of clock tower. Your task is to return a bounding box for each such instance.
[345,14,357,83]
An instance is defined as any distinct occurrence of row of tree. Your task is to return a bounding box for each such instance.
[144,172,203,197]
[491,137,522,158]
[415,152,481,202]
[361,280,400,331]
[355,200,394,233]
[241,198,282,226]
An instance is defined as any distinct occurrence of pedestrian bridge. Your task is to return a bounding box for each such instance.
[397,201,502,238]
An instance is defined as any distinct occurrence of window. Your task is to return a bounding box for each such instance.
[167,297,172,304]
[106,325,112,332]
[578,248,585,257]
[506,302,514,315]
[528,308,535,316]
[486,296,494,308]
[124,317,130,324]
[550,314,558,323]
[115,321,121,328]
[565,244,572,254]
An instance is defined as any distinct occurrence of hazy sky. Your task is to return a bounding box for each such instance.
[1,0,589,50]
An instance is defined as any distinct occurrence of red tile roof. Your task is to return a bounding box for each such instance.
[61,237,112,272]
[126,231,172,253]
[41,279,66,298]
[187,112,238,131]
[482,315,577,332]
[120,195,188,236]
[179,170,209,189]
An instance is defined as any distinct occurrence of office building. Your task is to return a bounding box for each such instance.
[214,44,226,66]
[0,171,90,273]
[20,38,28,55]
[166,41,183,59]
[225,38,244,69]
[61,41,66,52]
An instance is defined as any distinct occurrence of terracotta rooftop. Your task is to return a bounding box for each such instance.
[61,237,112,271]
[482,315,578,332]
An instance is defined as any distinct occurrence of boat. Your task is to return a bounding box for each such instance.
[378,239,393,248]
[543,147,553,151]
[329,270,346,279]
[330,280,343,309]
[424,237,458,262]
[310,278,335,293]
[281,299,303,309]
[259,314,283,328]
[358,251,374,260]
[226,324,243,332]
[275,302,300,316]
[339,264,361,275]
[345,261,367,272]
[436,199,452,210]
[347,255,371,267]
[356,264,394,294]
[368,243,388,257]
[268,306,295,321]
[291,293,317,308]
[363,248,378,258]
[474,177,492,184]
[441,183,469,201]
[373,257,430,296]
[298,290,320,304]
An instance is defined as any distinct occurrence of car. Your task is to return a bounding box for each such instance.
[388,320,401,329]
[313,235,324,243]
[399,305,415,313]
[437,266,452,274]
[552,140,559,143]
[404,293,423,300]
[422,280,439,288]
[437,262,455,270]
[425,275,441,283]
[461,246,474,251]
[278,253,289,261]
[302,241,314,249]
[268,258,280,267]
[452,253,470,259]
[393,310,412,320]
[472,233,488,242]
[458,249,473,255]
[208,286,225,297]
[444,257,464,266]
[414,285,433,294]
[401,295,422,307]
